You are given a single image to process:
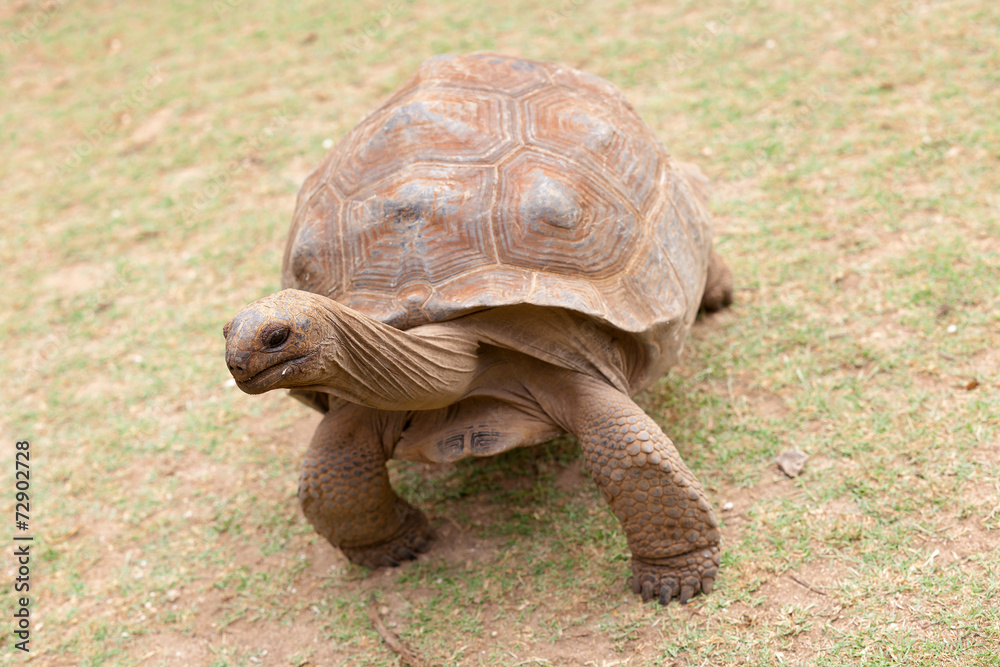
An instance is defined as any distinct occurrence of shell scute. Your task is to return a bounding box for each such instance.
[520,86,664,214]
[494,149,640,282]
[417,52,553,96]
[282,184,343,296]
[332,89,515,195]
[342,165,495,298]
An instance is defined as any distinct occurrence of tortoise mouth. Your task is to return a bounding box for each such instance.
[235,352,315,395]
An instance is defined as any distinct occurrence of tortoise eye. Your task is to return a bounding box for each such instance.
[264,328,290,349]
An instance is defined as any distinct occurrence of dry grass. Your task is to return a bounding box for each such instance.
[1,0,997,664]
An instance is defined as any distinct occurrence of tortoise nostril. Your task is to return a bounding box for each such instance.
[226,354,246,374]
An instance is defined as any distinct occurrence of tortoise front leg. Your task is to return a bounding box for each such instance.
[298,403,432,567]
[563,379,721,604]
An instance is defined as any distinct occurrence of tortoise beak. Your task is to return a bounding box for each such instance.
[226,349,315,395]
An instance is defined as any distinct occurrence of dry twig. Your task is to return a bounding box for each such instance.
[366,594,424,667]
[789,574,828,596]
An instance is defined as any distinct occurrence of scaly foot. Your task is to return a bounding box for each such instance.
[339,503,433,568]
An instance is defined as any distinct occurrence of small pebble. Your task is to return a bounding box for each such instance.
[946,324,957,333]
[322,138,334,149]
[723,502,734,511]
[776,450,809,477]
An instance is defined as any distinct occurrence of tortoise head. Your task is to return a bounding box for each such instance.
[223,289,330,394]
[224,287,480,410]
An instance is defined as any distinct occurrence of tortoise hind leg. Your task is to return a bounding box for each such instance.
[298,402,432,567]
[701,248,733,313]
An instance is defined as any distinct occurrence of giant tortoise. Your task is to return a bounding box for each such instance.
[224,53,733,604]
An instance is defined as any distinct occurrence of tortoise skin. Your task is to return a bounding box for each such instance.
[283,52,711,390]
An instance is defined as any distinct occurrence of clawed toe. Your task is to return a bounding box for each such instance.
[657,579,678,605]
[630,546,721,605]
[641,580,654,602]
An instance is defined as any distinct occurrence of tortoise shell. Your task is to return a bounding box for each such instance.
[282,52,713,380]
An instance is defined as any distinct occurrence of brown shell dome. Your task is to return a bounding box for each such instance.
[282,53,712,346]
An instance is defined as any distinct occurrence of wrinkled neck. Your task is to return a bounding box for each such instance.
[305,302,480,411]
